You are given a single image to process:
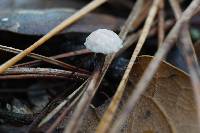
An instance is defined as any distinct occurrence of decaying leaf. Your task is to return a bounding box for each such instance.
[124,55,198,133]
[76,55,198,133]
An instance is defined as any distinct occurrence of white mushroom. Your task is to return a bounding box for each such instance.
[84,29,123,54]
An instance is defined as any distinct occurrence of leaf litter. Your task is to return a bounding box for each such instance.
[0,0,200,133]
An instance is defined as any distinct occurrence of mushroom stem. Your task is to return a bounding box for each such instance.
[92,53,105,70]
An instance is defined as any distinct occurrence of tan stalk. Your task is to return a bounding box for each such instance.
[158,0,165,47]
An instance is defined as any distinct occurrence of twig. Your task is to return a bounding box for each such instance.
[0,45,89,74]
[132,0,153,30]
[95,0,160,132]
[158,0,165,47]
[4,67,88,80]
[119,0,144,40]
[15,49,91,68]
[0,74,73,80]
[0,0,108,74]
[5,67,87,76]
[169,0,182,19]
[110,0,200,132]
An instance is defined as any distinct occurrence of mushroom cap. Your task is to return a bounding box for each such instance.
[84,29,123,54]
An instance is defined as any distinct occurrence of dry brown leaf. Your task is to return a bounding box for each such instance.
[124,55,198,133]
[63,55,198,133]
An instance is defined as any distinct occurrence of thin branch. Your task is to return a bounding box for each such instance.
[95,0,160,132]
[131,0,153,30]
[0,74,70,80]
[110,0,200,132]
[5,67,88,79]
[158,0,165,47]
[169,0,182,19]
[119,0,144,40]
[0,0,108,74]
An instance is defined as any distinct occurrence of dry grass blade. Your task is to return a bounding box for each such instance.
[0,74,70,80]
[131,0,153,30]
[158,0,165,46]
[110,0,200,132]
[95,0,160,133]
[5,67,88,77]
[169,0,182,19]
[118,0,144,40]
[0,0,107,74]
[1,67,88,80]
[15,49,91,68]
[0,67,87,80]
